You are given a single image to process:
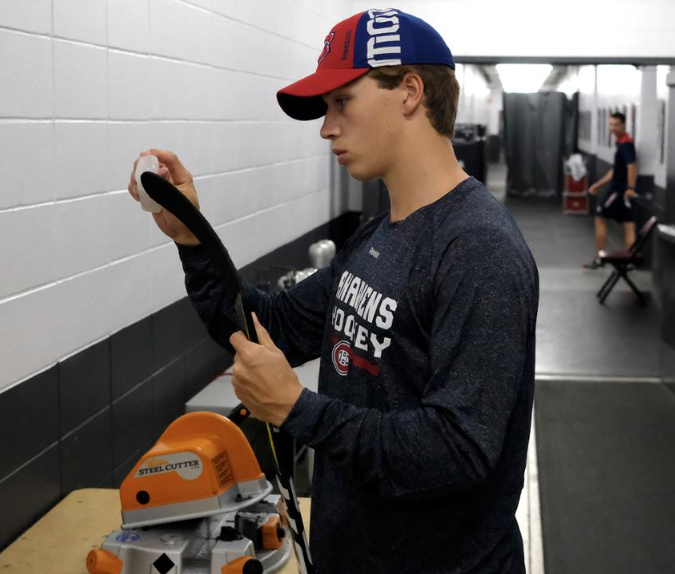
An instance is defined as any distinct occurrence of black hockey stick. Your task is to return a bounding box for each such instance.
[141,172,314,574]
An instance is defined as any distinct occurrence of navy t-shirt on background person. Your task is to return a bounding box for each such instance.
[611,133,637,192]
[598,133,637,222]
[178,176,539,574]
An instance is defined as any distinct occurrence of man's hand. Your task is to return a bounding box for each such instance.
[128,149,201,246]
[624,188,638,199]
[588,182,601,195]
[229,314,304,427]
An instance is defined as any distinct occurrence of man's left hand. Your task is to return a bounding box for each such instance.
[625,188,638,199]
[229,313,304,427]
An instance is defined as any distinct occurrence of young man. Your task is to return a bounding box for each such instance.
[584,112,638,268]
[130,9,538,574]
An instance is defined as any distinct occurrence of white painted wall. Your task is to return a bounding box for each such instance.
[487,88,504,137]
[351,0,675,60]
[455,64,493,131]
[637,67,659,179]
[0,0,352,392]
[577,66,598,156]
[593,65,641,165]
[654,66,671,189]
[573,63,671,187]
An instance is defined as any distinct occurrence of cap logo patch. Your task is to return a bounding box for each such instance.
[366,9,402,67]
[318,31,335,64]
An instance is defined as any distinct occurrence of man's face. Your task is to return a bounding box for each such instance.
[610,117,625,138]
[320,75,404,181]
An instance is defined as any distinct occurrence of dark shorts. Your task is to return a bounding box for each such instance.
[596,188,636,223]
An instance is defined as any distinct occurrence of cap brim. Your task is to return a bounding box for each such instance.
[277,68,370,121]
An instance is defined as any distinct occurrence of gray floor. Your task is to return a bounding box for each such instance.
[534,380,675,574]
[486,163,662,378]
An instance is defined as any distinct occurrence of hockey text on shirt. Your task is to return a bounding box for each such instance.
[331,271,398,360]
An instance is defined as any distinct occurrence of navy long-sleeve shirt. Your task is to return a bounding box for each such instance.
[178,176,539,574]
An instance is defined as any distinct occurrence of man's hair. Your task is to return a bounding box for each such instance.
[610,112,626,125]
[367,65,460,139]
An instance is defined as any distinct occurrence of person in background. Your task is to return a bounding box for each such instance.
[584,112,638,269]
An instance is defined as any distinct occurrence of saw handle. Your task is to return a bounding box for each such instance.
[86,548,123,574]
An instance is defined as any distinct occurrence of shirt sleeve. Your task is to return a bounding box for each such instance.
[177,243,338,366]
[281,234,539,500]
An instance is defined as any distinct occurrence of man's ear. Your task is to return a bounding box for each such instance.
[401,72,425,116]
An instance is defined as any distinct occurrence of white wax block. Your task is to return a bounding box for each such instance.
[135,155,162,213]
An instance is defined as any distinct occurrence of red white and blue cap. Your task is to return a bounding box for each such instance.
[277,8,455,120]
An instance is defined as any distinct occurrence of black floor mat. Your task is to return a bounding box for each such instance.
[535,380,675,574]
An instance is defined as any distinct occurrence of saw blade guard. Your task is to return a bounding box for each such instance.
[120,411,271,528]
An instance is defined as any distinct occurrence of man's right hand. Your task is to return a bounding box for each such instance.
[588,182,600,195]
[128,149,201,246]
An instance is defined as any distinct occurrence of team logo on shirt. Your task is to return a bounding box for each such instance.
[318,32,335,64]
[329,271,399,376]
[332,340,351,376]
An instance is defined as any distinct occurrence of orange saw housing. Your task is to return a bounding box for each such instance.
[120,411,267,526]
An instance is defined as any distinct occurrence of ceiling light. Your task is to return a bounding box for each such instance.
[496,64,553,93]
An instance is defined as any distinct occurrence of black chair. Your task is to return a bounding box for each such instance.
[597,215,658,304]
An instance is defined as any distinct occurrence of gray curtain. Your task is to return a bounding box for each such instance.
[503,91,572,197]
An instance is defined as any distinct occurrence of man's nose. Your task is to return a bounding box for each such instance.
[320,109,340,140]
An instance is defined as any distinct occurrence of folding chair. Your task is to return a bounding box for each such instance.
[596,215,658,304]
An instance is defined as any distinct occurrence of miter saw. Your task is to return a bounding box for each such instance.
[86,411,292,574]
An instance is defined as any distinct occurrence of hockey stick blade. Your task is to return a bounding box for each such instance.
[141,172,255,346]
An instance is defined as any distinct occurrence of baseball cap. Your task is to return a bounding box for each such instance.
[277,8,455,121]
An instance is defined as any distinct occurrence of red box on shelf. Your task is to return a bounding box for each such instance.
[563,192,588,214]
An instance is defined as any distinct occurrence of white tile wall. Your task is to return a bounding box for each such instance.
[108,51,153,120]
[148,122,213,177]
[0,1,353,391]
[194,175,216,223]
[107,0,150,53]
[0,122,55,208]
[212,0,334,49]
[151,242,190,310]
[150,0,214,67]
[54,121,109,199]
[0,284,65,387]
[54,195,111,278]
[184,0,213,11]
[54,0,107,46]
[55,266,115,357]
[54,40,108,119]
[0,205,57,300]
[0,30,53,118]
[0,0,52,35]
[107,191,153,262]
[210,156,329,227]
[108,251,155,333]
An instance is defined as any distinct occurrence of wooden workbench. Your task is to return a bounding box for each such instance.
[0,488,310,573]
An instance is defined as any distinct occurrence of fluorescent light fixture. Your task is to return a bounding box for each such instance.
[496,64,553,93]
